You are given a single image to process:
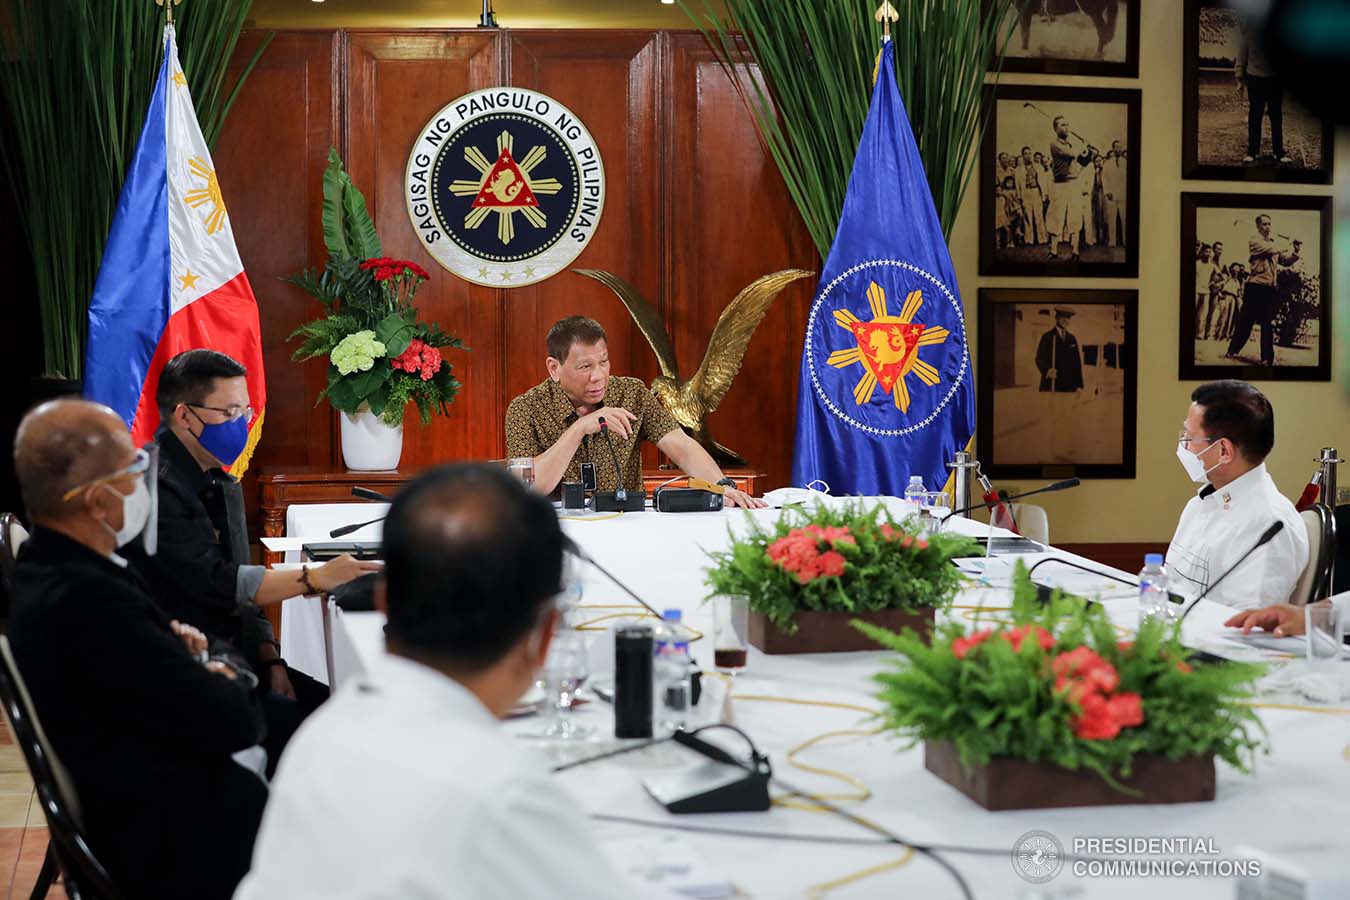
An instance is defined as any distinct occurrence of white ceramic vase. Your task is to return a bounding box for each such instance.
[340,405,403,471]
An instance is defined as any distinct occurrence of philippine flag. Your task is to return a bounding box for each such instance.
[85,25,266,473]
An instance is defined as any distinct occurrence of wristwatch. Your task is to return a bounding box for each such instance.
[716,477,737,489]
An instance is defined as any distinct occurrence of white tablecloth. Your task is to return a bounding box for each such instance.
[280,500,1350,899]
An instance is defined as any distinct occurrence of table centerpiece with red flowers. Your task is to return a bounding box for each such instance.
[854,566,1268,809]
[703,501,978,654]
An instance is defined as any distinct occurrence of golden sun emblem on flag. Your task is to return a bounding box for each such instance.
[448,130,562,246]
[183,157,227,234]
[826,281,949,413]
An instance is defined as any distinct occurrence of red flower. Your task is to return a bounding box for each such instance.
[407,261,430,280]
[1052,646,1119,694]
[952,629,993,660]
[1006,625,1055,653]
[900,535,914,549]
[1107,692,1143,728]
[1072,692,1122,740]
[818,550,846,578]
[1175,660,1193,674]
[1117,641,1134,654]
[391,339,443,381]
[880,524,897,540]
[915,538,929,551]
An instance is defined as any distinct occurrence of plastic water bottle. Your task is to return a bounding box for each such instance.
[653,609,692,734]
[904,475,926,507]
[1138,554,1175,627]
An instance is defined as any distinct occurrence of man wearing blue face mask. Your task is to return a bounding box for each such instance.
[127,349,380,773]
[1166,380,1307,610]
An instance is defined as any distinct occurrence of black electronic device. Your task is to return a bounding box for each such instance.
[642,729,772,814]
[579,461,597,492]
[614,624,654,739]
[1025,557,1188,606]
[561,481,586,510]
[655,489,723,513]
[592,417,647,512]
[351,487,392,502]
[301,540,382,562]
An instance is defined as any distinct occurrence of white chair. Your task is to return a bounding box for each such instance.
[1290,504,1335,606]
[1009,503,1049,546]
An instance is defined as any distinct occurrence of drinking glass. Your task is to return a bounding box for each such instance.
[1305,604,1344,668]
[537,629,593,739]
[713,595,749,674]
[507,457,535,487]
[917,491,951,535]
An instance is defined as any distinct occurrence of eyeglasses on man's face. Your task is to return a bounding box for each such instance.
[188,403,252,423]
[60,446,154,502]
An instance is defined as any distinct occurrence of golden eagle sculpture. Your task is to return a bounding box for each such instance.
[574,267,816,467]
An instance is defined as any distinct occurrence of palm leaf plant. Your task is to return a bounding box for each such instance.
[287,149,464,427]
[0,0,271,379]
[683,0,1024,253]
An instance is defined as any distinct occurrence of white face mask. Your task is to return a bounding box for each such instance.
[101,480,151,548]
[1176,440,1221,484]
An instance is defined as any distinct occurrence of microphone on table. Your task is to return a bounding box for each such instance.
[561,535,663,619]
[328,487,393,538]
[351,486,392,502]
[592,417,646,512]
[1176,520,1285,624]
[945,477,1081,519]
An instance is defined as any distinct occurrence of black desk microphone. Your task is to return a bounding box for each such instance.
[1177,521,1286,624]
[328,487,392,538]
[946,478,1081,519]
[592,417,646,512]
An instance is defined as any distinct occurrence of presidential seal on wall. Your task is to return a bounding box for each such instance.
[405,88,605,288]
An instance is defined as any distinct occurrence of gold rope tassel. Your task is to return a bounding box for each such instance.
[229,408,265,478]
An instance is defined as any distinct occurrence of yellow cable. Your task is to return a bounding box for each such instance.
[559,511,626,522]
[1245,701,1350,715]
[806,850,916,900]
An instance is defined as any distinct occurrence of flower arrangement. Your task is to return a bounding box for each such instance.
[703,502,979,635]
[855,565,1267,789]
[286,149,463,426]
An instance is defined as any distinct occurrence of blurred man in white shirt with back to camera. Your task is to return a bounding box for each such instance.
[1167,380,1307,611]
[235,463,629,900]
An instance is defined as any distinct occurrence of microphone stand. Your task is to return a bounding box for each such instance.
[592,419,646,512]
[1176,521,1285,625]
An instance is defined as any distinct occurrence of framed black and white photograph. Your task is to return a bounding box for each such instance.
[1182,0,1333,183]
[1180,193,1331,382]
[980,85,1140,278]
[977,289,1138,480]
[996,0,1139,78]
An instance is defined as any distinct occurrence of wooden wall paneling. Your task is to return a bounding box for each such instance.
[214,31,342,523]
[665,33,819,491]
[344,31,505,468]
[505,31,663,466]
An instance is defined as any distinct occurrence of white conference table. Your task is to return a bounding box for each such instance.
[278,499,1350,899]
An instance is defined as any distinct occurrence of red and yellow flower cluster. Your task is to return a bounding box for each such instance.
[359,257,430,282]
[391,338,443,381]
[952,629,1146,741]
[1051,646,1144,741]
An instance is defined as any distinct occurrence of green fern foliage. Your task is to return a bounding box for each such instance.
[857,563,1268,789]
[704,502,978,634]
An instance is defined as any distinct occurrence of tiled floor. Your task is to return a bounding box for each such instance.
[0,720,64,899]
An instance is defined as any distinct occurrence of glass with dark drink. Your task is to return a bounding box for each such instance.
[713,594,749,674]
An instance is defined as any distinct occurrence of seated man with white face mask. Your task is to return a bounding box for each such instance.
[1167,380,1307,610]
[10,399,266,900]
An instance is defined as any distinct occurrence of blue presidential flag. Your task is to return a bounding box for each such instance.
[791,41,975,497]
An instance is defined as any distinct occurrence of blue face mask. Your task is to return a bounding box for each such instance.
[189,409,250,467]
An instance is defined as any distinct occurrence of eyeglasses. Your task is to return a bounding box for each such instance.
[1177,430,1217,448]
[61,447,153,502]
[188,403,252,422]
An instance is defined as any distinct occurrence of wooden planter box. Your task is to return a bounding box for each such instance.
[924,740,1216,810]
[747,606,934,654]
